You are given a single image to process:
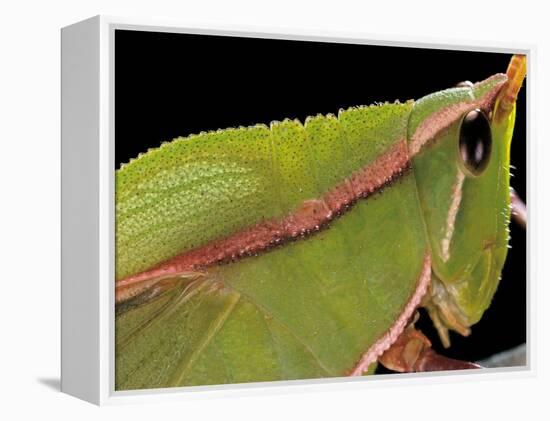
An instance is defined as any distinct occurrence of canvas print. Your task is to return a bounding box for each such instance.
[114,30,527,391]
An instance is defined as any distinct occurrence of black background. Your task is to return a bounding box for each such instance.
[115,30,526,366]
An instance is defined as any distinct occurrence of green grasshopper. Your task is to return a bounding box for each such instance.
[114,54,526,390]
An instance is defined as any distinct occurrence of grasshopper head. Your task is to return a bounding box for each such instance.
[408,55,526,346]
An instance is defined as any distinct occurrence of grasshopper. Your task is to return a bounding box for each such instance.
[114,54,526,390]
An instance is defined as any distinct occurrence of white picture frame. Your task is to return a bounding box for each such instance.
[61,15,533,405]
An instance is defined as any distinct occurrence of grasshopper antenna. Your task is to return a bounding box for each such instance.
[510,188,526,229]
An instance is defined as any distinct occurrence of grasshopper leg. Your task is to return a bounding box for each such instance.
[378,323,481,373]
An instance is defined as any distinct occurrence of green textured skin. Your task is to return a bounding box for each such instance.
[116,173,427,389]
[116,103,412,280]
[115,74,516,390]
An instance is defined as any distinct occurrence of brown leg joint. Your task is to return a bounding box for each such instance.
[379,325,481,373]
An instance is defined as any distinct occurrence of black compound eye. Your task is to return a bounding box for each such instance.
[459,109,492,176]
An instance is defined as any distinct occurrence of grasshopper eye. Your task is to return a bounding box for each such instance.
[458,109,492,176]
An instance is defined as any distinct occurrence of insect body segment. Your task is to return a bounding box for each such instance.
[115,100,428,389]
[409,59,524,341]
[116,103,413,295]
